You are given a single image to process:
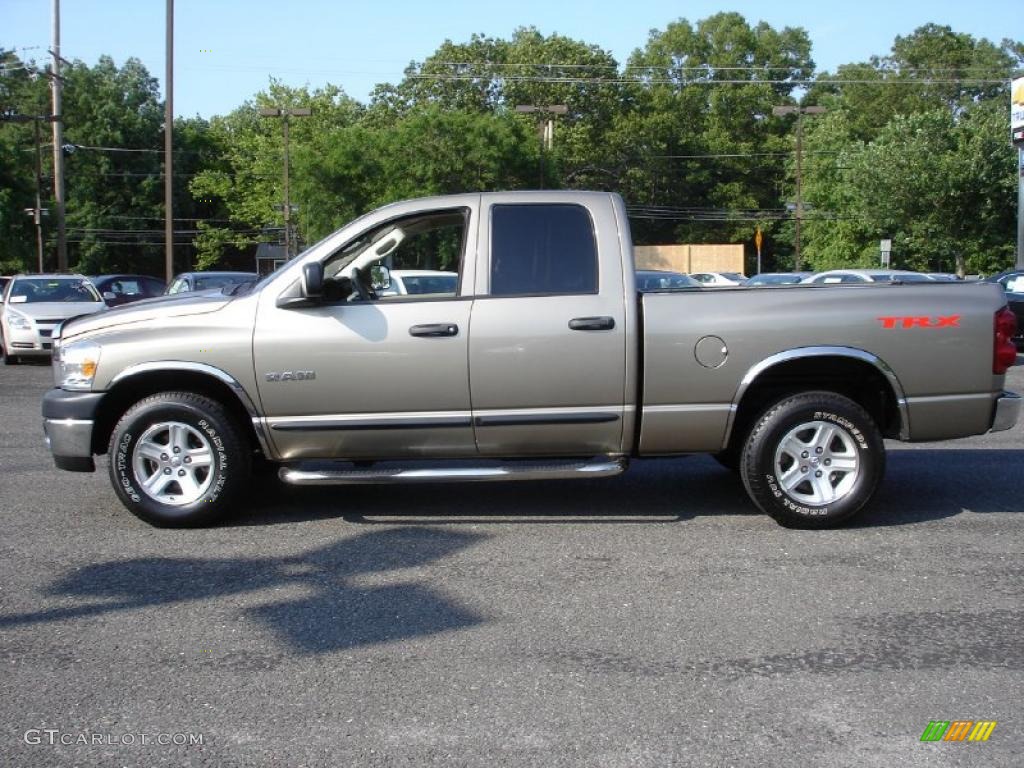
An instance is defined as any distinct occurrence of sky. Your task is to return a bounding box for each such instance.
[3,0,1022,118]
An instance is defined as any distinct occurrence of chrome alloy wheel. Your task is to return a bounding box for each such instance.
[132,421,214,506]
[773,420,860,506]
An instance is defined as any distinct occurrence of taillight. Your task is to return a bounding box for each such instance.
[994,307,1018,375]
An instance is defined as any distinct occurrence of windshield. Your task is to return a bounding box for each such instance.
[8,277,101,303]
[194,274,255,291]
[401,275,459,295]
[638,273,698,290]
[750,274,801,285]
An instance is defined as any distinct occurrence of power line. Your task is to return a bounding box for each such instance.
[407,73,1010,86]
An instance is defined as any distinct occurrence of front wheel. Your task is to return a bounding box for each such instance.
[108,392,251,527]
[739,391,885,529]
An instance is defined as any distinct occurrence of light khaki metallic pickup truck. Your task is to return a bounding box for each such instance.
[42,192,1020,528]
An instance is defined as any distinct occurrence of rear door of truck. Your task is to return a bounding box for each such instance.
[468,192,631,456]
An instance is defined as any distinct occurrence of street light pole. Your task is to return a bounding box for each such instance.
[515,104,568,189]
[260,107,312,258]
[33,118,45,272]
[773,105,826,272]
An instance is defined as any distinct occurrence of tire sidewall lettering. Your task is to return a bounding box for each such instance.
[812,410,869,450]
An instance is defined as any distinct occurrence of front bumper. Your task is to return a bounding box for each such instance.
[41,388,104,472]
[5,325,56,355]
[990,391,1021,433]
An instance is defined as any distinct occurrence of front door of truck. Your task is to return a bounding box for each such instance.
[468,197,628,456]
[253,205,478,461]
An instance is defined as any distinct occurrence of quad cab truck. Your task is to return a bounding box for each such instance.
[42,192,1021,528]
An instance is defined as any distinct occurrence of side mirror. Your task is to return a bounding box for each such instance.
[102,291,117,301]
[302,262,324,299]
[371,265,391,291]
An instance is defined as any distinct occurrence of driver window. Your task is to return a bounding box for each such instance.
[322,208,467,302]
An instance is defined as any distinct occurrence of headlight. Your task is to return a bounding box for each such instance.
[4,309,32,330]
[55,340,102,391]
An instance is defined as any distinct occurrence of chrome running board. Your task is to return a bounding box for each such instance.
[278,457,628,486]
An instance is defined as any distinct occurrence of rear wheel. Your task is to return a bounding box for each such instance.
[108,391,250,527]
[739,391,885,528]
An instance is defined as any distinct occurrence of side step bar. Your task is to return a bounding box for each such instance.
[278,457,628,486]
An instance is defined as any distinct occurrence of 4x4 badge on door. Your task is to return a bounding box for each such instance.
[264,370,316,382]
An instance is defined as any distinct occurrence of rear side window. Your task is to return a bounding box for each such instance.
[490,204,597,296]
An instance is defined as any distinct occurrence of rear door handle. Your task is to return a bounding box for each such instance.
[568,316,615,331]
[409,323,459,337]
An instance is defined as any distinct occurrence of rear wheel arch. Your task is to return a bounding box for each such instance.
[91,365,267,459]
[724,349,906,455]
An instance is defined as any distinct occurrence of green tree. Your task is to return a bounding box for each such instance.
[189,80,364,268]
[0,50,47,273]
[801,101,1016,273]
[619,13,813,250]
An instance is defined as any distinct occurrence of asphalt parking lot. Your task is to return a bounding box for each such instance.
[1,359,1022,767]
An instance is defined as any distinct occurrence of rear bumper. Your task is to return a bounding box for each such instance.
[41,388,104,472]
[990,391,1021,433]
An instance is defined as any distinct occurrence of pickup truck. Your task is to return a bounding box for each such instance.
[42,191,1020,528]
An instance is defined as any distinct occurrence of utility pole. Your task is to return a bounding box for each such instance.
[164,0,174,282]
[773,105,826,272]
[515,104,568,189]
[259,107,311,258]
[51,0,67,272]
[0,111,54,272]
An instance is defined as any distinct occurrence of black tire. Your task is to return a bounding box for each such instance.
[4,352,19,365]
[739,391,885,529]
[108,391,251,527]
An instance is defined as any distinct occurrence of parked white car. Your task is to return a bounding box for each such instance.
[2,274,105,364]
[803,269,935,284]
[379,269,459,297]
[689,271,746,287]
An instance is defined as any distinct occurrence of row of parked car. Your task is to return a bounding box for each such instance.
[641,268,967,290]
[2,266,1023,364]
[0,270,257,364]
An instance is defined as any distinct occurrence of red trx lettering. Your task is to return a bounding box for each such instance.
[878,315,961,329]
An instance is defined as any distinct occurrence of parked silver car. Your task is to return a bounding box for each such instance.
[2,274,105,364]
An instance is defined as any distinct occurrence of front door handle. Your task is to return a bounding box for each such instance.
[568,316,615,331]
[409,323,459,337]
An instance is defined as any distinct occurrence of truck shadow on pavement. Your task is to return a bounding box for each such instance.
[0,527,487,654]
[237,449,1024,528]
